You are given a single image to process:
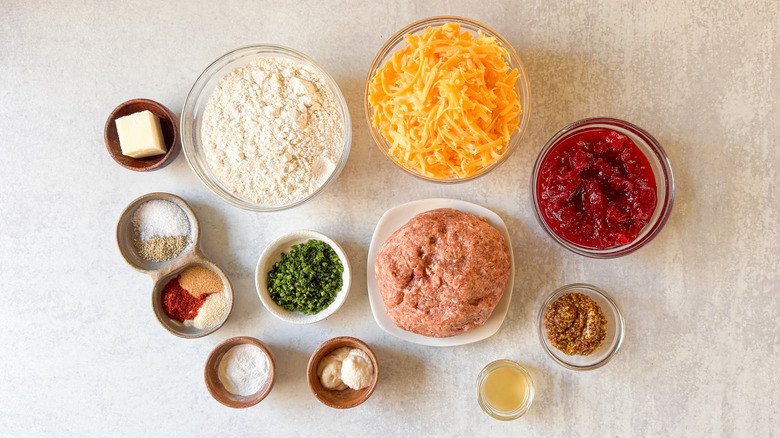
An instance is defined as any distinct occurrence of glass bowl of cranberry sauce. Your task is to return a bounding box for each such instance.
[531,118,674,258]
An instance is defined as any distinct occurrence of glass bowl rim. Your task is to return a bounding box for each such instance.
[530,117,675,258]
[363,15,531,184]
[537,283,625,371]
[180,43,352,212]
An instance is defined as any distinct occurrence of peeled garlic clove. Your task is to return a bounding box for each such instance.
[319,360,344,390]
[340,352,372,390]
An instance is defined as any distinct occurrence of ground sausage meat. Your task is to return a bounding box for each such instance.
[375,208,511,338]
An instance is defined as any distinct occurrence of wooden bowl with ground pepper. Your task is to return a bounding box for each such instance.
[537,283,625,371]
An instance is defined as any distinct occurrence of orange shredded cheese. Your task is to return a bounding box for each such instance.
[368,23,522,179]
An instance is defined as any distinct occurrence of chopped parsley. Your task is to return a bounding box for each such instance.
[267,239,344,314]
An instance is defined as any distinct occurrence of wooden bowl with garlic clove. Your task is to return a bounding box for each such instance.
[104,98,179,171]
[306,336,379,409]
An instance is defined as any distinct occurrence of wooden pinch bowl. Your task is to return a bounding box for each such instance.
[116,192,200,274]
[307,337,379,409]
[116,192,233,338]
[150,258,234,339]
[205,337,276,408]
[104,98,179,171]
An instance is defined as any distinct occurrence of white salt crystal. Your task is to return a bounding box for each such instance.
[132,199,190,242]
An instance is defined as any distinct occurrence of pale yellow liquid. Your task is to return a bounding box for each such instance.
[482,367,527,412]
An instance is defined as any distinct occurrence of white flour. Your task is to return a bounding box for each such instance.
[201,57,344,206]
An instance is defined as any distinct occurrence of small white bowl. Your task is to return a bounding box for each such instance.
[256,230,351,324]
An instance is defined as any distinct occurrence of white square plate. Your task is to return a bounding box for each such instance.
[366,198,514,346]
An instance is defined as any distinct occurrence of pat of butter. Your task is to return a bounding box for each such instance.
[115,110,167,159]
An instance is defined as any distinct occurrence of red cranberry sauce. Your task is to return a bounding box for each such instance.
[537,128,657,249]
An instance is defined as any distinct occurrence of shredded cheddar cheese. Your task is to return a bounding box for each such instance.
[368,23,522,179]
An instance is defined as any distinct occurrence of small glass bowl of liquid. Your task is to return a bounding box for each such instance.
[475,360,535,420]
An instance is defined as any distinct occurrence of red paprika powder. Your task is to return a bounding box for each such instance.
[162,277,208,322]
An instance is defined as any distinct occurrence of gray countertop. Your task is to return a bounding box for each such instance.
[1,0,778,436]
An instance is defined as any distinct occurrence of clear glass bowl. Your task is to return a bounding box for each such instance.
[530,118,674,258]
[364,16,531,184]
[181,45,352,211]
[475,360,535,420]
[537,283,625,371]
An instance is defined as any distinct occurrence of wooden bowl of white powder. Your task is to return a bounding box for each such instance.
[180,45,351,211]
[204,336,276,408]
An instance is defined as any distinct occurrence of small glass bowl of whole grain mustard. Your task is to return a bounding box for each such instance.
[476,360,535,420]
[538,283,625,370]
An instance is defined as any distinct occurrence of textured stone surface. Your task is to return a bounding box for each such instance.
[0,0,777,435]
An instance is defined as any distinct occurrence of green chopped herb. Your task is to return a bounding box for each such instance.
[267,239,344,314]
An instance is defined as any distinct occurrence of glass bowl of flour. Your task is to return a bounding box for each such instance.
[181,45,351,211]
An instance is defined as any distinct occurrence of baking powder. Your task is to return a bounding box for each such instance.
[217,344,270,396]
[201,57,344,206]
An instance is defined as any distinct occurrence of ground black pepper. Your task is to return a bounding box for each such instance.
[134,235,189,262]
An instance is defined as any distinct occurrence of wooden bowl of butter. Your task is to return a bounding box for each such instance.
[307,336,379,409]
[104,98,179,171]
